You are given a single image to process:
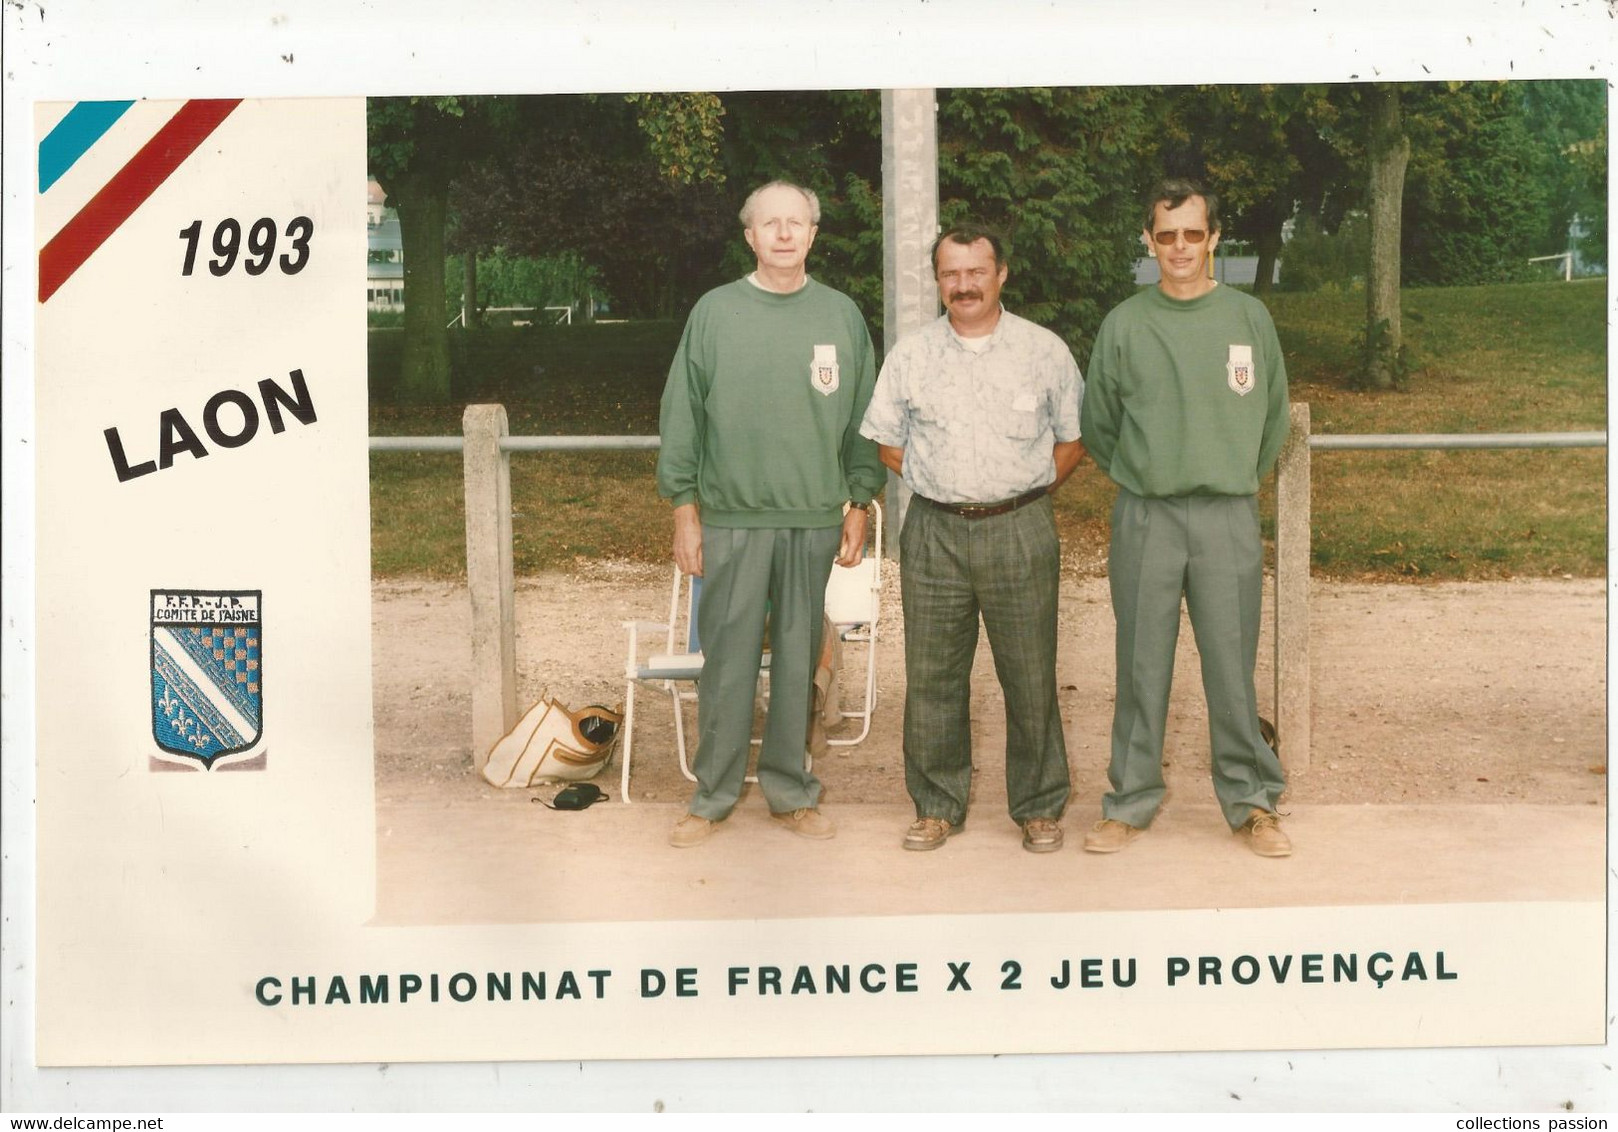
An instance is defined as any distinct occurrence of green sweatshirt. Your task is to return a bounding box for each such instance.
[1081,283,1290,498]
[657,277,885,528]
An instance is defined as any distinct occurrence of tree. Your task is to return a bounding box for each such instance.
[1566,123,1607,269]
[1165,85,1351,295]
[444,250,605,318]
[368,96,511,403]
[451,94,732,321]
[715,90,885,326]
[1364,84,1411,390]
[1399,83,1555,286]
[937,86,1162,359]
[1518,79,1607,262]
[374,94,731,401]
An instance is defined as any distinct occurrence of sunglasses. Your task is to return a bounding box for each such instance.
[1151,228,1209,246]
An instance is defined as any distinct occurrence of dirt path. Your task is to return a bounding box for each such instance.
[372,568,1606,813]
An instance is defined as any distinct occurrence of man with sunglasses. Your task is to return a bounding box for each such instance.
[1079,178,1293,858]
[861,224,1084,854]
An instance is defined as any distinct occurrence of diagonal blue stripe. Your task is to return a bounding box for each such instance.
[38,100,136,193]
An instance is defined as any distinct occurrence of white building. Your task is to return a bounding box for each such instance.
[367,179,403,310]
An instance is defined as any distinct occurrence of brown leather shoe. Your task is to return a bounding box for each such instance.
[669,813,717,848]
[1082,818,1143,854]
[1021,818,1064,854]
[771,807,836,840]
[902,817,957,851]
[1240,809,1292,857]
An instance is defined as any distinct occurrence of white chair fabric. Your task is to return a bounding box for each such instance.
[618,500,883,802]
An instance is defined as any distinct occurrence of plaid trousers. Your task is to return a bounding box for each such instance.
[899,495,1071,826]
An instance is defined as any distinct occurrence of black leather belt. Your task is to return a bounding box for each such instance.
[918,487,1048,519]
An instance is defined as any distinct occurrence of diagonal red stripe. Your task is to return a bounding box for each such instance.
[38,98,243,304]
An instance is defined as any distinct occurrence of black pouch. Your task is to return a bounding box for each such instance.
[536,782,607,810]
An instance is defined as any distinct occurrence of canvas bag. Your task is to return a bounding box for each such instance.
[482,693,624,788]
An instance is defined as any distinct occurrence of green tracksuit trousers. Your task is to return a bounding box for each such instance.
[687,525,840,819]
[1102,488,1286,830]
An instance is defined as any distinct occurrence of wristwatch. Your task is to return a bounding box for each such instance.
[848,500,870,511]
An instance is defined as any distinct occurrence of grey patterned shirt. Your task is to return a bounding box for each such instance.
[860,309,1083,503]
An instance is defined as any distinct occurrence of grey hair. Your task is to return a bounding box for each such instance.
[739,180,821,227]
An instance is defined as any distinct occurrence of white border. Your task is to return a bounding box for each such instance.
[3,0,1612,1113]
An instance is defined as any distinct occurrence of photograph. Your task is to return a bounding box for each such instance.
[4,0,1612,1115]
[363,83,1606,931]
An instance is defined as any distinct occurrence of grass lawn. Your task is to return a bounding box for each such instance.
[370,279,1606,581]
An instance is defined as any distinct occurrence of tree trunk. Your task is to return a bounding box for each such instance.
[392,170,452,404]
[1251,220,1285,296]
[1365,85,1410,390]
[462,251,479,330]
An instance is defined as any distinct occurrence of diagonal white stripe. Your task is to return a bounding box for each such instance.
[34,100,181,248]
[155,626,257,741]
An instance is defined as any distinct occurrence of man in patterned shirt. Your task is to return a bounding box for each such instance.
[860,224,1085,853]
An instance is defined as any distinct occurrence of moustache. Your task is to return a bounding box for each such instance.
[949,291,982,303]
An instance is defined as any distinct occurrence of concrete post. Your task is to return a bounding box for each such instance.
[881,88,940,554]
[463,403,517,767]
[1274,401,1312,772]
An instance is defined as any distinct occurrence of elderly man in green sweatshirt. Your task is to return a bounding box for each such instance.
[1079,178,1293,858]
[656,180,885,848]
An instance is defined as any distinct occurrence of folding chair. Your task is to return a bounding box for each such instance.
[620,569,732,802]
[819,498,883,746]
[619,500,883,802]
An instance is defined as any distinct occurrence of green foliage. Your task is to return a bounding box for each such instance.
[1277,212,1369,292]
[623,92,727,185]
[1569,126,1607,269]
[1520,80,1608,263]
[714,90,885,329]
[939,87,1160,360]
[813,169,885,336]
[368,96,517,204]
[368,322,683,409]
[368,282,1606,580]
[449,95,733,320]
[1165,85,1352,293]
[369,96,516,404]
[447,250,607,314]
[1399,83,1556,286]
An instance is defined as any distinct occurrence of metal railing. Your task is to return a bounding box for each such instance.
[372,404,1606,773]
[1311,431,1603,450]
[1268,404,1604,772]
[369,435,660,453]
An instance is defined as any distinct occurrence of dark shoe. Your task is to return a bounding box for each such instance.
[771,807,836,840]
[1240,809,1292,857]
[1021,818,1064,854]
[902,817,957,851]
[1082,818,1143,854]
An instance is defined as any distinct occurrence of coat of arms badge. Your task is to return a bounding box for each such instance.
[1227,343,1256,396]
[810,344,840,396]
[150,589,263,769]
